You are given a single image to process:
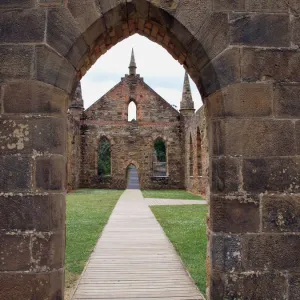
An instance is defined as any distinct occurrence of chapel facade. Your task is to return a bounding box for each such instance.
[67,50,208,193]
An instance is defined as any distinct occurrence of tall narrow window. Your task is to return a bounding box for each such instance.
[197,128,202,177]
[128,101,137,121]
[153,139,167,177]
[189,135,193,177]
[98,137,111,176]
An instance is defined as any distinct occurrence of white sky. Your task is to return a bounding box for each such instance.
[81,34,202,111]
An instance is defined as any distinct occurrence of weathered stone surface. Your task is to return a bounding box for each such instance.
[211,157,239,193]
[296,121,300,155]
[0,0,35,8]
[0,194,65,231]
[245,0,288,12]
[289,273,300,300]
[0,45,33,83]
[47,8,88,68]
[243,157,300,193]
[0,156,32,192]
[210,234,242,272]
[0,234,31,271]
[230,13,290,47]
[211,195,260,233]
[200,48,240,96]
[35,156,65,191]
[0,270,63,299]
[262,195,300,233]
[292,16,300,47]
[242,234,300,270]
[0,118,66,155]
[213,0,245,11]
[208,83,273,117]
[32,232,65,269]
[100,0,127,29]
[274,84,300,117]
[213,119,295,156]
[3,81,68,114]
[35,45,76,93]
[226,272,287,299]
[241,48,300,83]
[0,9,45,44]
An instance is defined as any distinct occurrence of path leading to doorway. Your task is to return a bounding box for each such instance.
[72,189,204,300]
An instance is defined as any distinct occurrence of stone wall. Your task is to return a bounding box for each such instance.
[80,74,184,190]
[184,106,209,196]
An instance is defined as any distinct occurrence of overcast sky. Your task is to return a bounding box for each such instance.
[81,34,202,111]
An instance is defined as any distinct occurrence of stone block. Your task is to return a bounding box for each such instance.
[100,0,127,30]
[245,0,289,12]
[0,271,61,299]
[274,84,300,117]
[296,121,300,154]
[0,0,35,8]
[0,118,66,155]
[0,194,65,232]
[200,48,240,96]
[0,234,31,271]
[293,16,300,48]
[230,13,290,47]
[289,273,300,300]
[213,118,295,156]
[210,234,242,272]
[32,232,65,269]
[242,234,300,270]
[211,195,260,233]
[243,157,300,193]
[0,156,32,192]
[262,195,300,233]
[35,156,66,191]
[35,45,76,93]
[226,272,287,299]
[211,157,240,193]
[0,45,33,83]
[0,9,45,44]
[3,80,68,114]
[213,0,245,11]
[127,0,150,20]
[47,8,88,68]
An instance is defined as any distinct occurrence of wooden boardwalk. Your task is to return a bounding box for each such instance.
[72,189,205,300]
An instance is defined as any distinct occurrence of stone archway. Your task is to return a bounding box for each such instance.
[1,1,300,299]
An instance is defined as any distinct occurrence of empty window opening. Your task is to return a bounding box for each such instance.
[98,137,111,176]
[128,101,137,121]
[189,135,193,177]
[153,139,167,177]
[197,128,202,178]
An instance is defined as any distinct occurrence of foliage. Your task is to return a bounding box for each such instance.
[151,205,208,295]
[154,139,166,162]
[98,138,111,176]
[65,189,123,289]
[142,189,203,200]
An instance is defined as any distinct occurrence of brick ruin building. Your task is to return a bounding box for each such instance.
[67,50,208,193]
[2,0,300,298]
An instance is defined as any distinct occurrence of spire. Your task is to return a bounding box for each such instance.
[129,48,137,75]
[180,71,194,111]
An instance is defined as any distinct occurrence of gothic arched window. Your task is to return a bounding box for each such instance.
[128,101,137,121]
[153,138,167,177]
[197,128,202,178]
[98,137,111,176]
[189,134,194,177]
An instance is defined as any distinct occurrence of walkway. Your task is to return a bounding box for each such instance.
[145,198,207,206]
[72,189,204,300]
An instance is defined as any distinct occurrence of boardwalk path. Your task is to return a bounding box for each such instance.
[72,189,205,300]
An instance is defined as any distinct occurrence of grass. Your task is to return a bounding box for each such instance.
[150,205,208,295]
[65,189,123,290]
[142,189,203,200]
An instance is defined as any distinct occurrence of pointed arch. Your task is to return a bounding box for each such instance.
[128,100,137,121]
[98,136,111,176]
[197,127,202,178]
[153,138,167,177]
[189,134,194,177]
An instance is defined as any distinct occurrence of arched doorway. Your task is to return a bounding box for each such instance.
[1,1,299,299]
[126,164,140,189]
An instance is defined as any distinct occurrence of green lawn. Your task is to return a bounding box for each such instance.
[142,189,203,200]
[65,189,123,290]
[150,205,208,295]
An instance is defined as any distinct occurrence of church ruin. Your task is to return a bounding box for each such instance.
[67,50,208,193]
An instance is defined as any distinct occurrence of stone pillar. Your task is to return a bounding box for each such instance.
[0,79,68,298]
